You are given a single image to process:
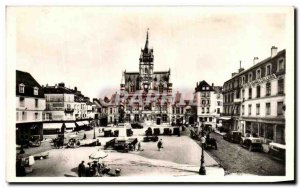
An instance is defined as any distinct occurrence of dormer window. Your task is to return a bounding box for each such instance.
[19,84,25,93]
[34,87,39,95]
[256,68,261,79]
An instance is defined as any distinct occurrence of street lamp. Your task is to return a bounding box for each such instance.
[199,120,206,175]
[92,119,96,139]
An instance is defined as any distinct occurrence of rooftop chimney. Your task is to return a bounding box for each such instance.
[271,46,278,58]
[212,83,214,87]
[238,60,244,73]
[74,87,77,91]
[253,57,259,65]
[58,82,65,87]
[232,72,237,77]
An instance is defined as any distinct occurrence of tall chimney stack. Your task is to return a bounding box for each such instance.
[271,46,278,58]
[253,57,259,65]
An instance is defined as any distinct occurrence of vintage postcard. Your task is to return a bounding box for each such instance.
[6,6,295,183]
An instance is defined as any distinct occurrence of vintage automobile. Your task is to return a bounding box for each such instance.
[240,133,263,152]
[269,142,286,162]
[223,131,242,144]
[28,135,42,147]
[143,135,159,142]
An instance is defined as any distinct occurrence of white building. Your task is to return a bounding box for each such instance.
[238,47,285,144]
[16,70,46,144]
[195,80,223,129]
[43,83,92,133]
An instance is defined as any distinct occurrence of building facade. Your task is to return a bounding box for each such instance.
[16,70,46,144]
[195,80,223,129]
[171,91,197,125]
[43,83,93,133]
[120,30,173,125]
[222,46,285,144]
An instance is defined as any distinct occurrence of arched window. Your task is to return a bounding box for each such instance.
[256,68,261,79]
[242,76,246,85]
[248,72,253,82]
[266,64,272,76]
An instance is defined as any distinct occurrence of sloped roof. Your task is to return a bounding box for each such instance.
[195,80,214,92]
[16,70,44,98]
[43,86,73,94]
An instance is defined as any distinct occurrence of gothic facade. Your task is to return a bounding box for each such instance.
[120,30,173,125]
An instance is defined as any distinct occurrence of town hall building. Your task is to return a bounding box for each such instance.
[119,30,173,125]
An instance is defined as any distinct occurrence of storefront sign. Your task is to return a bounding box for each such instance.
[243,74,277,88]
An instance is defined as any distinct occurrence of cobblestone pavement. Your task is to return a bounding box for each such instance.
[202,132,285,176]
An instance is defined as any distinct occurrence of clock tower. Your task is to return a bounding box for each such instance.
[139,29,154,92]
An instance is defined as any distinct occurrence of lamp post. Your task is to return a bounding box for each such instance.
[92,119,96,139]
[199,120,206,175]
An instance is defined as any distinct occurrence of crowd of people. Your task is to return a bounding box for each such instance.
[78,161,121,177]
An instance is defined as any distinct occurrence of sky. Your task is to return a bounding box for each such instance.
[9,7,291,100]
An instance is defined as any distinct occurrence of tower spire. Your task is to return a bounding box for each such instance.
[144,28,149,50]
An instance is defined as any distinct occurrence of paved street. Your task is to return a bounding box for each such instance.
[24,132,224,177]
[204,132,285,176]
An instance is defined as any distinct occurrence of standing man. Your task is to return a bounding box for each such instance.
[78,161,85,177]
[157,139,163,151]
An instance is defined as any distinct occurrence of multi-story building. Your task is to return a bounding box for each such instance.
[222,46,285,145]
[105,93,119,124]
[43,83,92,133]
[221,65,244,132]
[239,47,286,144]
[93,98,108,126]
[16,70,46,144]
[119,30,173,125]
[195,80,223,129]
[171,91,197,125]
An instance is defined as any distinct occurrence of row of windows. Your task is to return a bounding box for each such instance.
[19,84,39,95]
[204,108,221,114]
[241,79,284,100]
[19,97,39,108]
[224,78,284,103]
[201,92,210,97]
[224,58,285,91]
[223,106,240,115]
[241,102,284,116]
[16,111,41,121]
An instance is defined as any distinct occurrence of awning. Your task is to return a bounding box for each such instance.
[82,121,89,125]
[218,117,232,120]
[65,123,76,128]
[43,123,63,130]
[76,121,85,126]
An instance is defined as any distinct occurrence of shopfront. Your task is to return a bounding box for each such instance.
[242,118,285,144]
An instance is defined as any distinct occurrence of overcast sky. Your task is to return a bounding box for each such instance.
[10,7,290,100]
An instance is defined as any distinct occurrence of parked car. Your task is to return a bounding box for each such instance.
[269,143,286,162]
[240,133,263,152]
[28,135,42,147]
[223,131,242,144]
[131,123,143,129]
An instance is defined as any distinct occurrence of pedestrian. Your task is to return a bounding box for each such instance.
[137,142,141,151]
[78,161,85,177]
[86,162,91,177]
[157,139,163,151]
[83,133,87,140]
